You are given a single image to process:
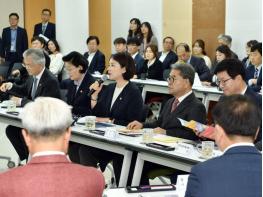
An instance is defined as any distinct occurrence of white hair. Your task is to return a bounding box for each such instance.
[23,48,46,67]
[20,97,73,138]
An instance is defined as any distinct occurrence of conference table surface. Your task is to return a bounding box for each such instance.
[0,106,222,188]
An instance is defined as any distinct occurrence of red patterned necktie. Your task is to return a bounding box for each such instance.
[171,98,179,112]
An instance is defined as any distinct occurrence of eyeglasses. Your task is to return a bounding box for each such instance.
[167,76,176,83]
[216,78,232,86]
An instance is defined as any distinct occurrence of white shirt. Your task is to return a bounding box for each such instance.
[132,52,139,59]
[110,82,128,109]
[159,51,169,62]
[248,65,262,86]
[33,151,65,158]
[177,90,193,106]
[87,52,96,68]
[49,53,64,76]
[223,142,254,154]
[241,85,248,95]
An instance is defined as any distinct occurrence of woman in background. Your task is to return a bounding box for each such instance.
[47,39,64,78]
[127,18,141,41]
[192,39,212,69]
[139,22,158,55]
[140,44,163,80]
[202,45,232,86]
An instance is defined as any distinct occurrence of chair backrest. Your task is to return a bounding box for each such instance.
[0,61,11,80]
[142,104,150,122]
[11,62,23,72]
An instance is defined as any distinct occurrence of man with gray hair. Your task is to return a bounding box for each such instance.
[127,63,207,185]
[0,48,61,163]
[0,97,105,197]
[217,34,239,59]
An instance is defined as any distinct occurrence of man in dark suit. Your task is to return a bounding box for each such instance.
[128,63,207,185]
[0,13,28,66]
[83,36,105,74]
[0,97,105,197]
[33,8,56,40]
[214,58,262,150]
[185,95,262,197]
[0,48,61,163]
[127,37,144,77]
[175,43,211,81]
[158,36,178,70]
[246,42,262,92]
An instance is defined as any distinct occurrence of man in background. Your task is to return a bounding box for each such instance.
[83,35,105,74]
[33,8,56,40]
[0,13,28,70]
[0,97,105,197]
[217,34,238,59]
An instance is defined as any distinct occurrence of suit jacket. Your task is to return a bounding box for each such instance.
[133,53,144,75]
[0,155,105,197]
[83,50,105,74]
[8,68,61,106]
[189,56,211,81]
[33,22,56,39]
[66,72,95,117]
[185,146,262,197]
[144,92,206,140]
[141,59,164,80]
[158,51,178,70]
[1,26,28,61]
[93,81,143,126]
[246,65,262,92]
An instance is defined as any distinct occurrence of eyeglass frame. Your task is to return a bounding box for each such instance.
[216,78,232,86]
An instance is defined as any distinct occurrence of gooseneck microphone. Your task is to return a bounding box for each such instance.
[88,74,108,97]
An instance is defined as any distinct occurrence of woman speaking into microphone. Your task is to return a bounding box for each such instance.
[79,52,144,186]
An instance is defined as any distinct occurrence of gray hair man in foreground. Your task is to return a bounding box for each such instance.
[0,97,105,197]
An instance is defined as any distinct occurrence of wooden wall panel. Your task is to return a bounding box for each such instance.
[192,0,225,59]
[24,0,55,45]
[89,0,111,68]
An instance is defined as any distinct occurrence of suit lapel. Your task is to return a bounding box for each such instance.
[172,93,195,115]
[109,83,129,114]
[34,69,47,97]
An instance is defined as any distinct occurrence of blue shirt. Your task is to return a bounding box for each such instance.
[10,27,17,52]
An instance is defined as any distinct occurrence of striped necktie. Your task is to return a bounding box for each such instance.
[171,98,179,112]
[254,68,259,79]
[31,77,38,99]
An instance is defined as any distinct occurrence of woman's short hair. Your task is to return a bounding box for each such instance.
[111,52,135,80]
[145,44,158,58]
[20,97,73,139]
[62,51,88,73]
[86,36,100,45]
[216,45,232,59]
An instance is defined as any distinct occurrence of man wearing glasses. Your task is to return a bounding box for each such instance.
[127,63,207,185]
[0,48,61,165]
[33,9,56,40]
[214,58,262,150]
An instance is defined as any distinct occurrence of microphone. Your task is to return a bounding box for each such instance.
[88,74,108,97]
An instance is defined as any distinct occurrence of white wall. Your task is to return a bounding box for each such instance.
[0,0,24,34]
[111,0,163,52]
[226,0,262,59]
[55,0,89,55]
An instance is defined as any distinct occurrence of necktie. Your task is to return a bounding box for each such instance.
[171,98,179,112]
[42,25,46,34]
[254,68,259,79]
[31,77,38,99]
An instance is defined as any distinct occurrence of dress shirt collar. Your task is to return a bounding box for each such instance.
[34,67,45,81]
[255,64,262,72]
[177,90,193,104]
[241,85,248,95]
[132,52,139,59]
[42,22,48,26]
[32,151,65,158]
[223,142,254,154]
